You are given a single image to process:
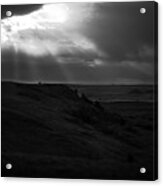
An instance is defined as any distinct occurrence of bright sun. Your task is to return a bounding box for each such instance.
[42,4,69,23]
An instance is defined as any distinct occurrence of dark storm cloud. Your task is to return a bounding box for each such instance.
[83,1,156,63]
[1,4,42,19]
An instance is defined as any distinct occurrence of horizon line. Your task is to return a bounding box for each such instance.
[1,80,156,86]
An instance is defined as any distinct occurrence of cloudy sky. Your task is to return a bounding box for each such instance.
[1,2,156,84]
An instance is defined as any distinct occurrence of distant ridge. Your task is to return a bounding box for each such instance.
[1,80,154,86]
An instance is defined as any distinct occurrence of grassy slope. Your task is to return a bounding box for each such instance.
[1,82,155,180]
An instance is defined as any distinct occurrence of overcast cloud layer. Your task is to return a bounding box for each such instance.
[1,2,156,84]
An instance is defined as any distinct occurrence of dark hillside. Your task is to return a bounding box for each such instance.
[1,82,155,180]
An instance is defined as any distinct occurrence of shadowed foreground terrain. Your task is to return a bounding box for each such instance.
[1,82,157,180]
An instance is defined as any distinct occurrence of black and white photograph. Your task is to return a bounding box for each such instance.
[1,2,158,180]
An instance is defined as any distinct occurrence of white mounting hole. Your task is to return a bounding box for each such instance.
[140,167,146,174]
[6,11,12,17]
[6,163,12,170]
[140,8,146,14]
